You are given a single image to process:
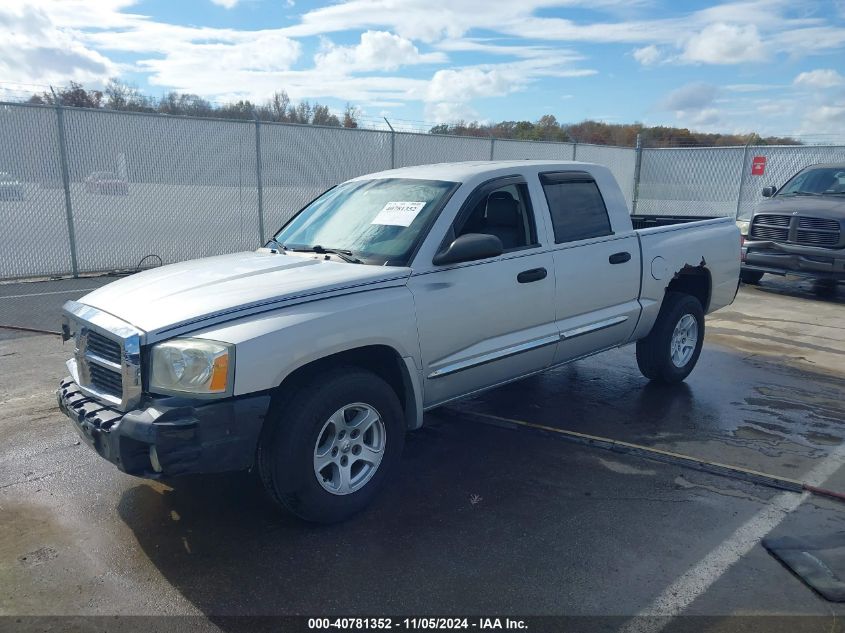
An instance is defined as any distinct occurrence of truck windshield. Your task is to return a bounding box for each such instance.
[777,167,845,196]
[271,178,457,266]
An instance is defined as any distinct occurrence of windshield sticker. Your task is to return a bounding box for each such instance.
[371,201,427,227]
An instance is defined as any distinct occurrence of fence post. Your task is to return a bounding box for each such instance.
[631,133,643,215]
[572,142,577,160]
[489,137,495,161]
[52,98,79,278]
[384,117,395,169]
[734,139,753,220]
[253,112,266,245]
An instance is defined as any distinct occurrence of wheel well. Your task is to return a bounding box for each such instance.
[667,267,711,311]
[274,345,416,428]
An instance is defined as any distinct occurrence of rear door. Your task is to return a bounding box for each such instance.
[539,171,640,363]
[408,176,557,407]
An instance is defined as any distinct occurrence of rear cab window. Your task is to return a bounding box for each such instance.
[540,171,613,244]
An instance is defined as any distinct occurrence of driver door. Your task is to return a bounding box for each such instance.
[407,176,557,407]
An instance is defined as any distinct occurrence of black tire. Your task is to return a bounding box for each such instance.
[812,279,838,298]
[636,292,705,383]
[740,270,764,284]
[257,367,405,523]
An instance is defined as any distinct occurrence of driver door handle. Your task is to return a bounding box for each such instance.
[517,267,547,283]
[609,252,631,264]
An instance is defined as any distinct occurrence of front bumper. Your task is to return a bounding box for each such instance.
[58,378,271,478]
[743,241,845,280]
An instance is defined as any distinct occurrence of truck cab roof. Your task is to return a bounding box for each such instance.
[350,160,606,184]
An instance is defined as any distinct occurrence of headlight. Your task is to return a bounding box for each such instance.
[736,220,750,236]
[149,338,233,396]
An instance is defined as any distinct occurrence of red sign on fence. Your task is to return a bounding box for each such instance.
[751,156,767,176]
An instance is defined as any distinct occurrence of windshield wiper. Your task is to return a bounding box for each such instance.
[782,191,821,196]
[290,245,363,264]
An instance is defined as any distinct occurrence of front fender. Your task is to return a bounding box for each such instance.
[187,286,424,423]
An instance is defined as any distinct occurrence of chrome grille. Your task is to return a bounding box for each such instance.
[63,301,143,411]
[89,363,123,396]
[86,331,122,364]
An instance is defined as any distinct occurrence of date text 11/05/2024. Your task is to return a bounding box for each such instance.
[308,618,528,630]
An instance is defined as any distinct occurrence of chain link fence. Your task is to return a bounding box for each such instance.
[736,145,845,219]
[635,146,746,217]
[2,100,844,281]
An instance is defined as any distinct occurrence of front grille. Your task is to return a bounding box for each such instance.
[64,301,143,411]
[749,225,788,241]
[89,363,123,397]
[798,217,839,231]
[86,331,122,363]
[750,214,841,249]
[796,230,839,246]
[755,214,791,227]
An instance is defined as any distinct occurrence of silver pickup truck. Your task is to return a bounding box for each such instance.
[58,161,739,522]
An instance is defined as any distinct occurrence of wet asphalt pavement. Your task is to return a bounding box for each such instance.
[1,275,844,627]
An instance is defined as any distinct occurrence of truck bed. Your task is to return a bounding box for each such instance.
[631,214,721,230]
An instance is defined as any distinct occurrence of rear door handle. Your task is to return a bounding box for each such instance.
[609,252,631,264]
[517,267,547,283]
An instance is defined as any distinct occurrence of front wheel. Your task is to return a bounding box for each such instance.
[257,367,405,523]
[636,292,705,383]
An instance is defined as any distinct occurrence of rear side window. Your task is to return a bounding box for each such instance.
[540,172,612,243]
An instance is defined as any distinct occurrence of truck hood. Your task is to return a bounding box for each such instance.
[759,195,845,218]
[78,250,411,335]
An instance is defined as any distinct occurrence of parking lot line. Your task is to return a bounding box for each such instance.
[624,440,845,631]
[0,288,104,299]
[462,410,845,626]
[464,411,831,497]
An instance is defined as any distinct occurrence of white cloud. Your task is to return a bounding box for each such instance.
[210,0,240,8]
[424,55,595,122]
[681,23,767,64]
[662,82,718,111]
[632,45,661,65]
[794,69,845,89]
[427,67,513,103]
[315,31,446,73]
[798,103,845,137]
[0,3,118,87]
[426,100,480,124]
[137,31,302,94]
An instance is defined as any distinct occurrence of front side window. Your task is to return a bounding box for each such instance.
[778,167,845,196]
[453,182,537,252]
[540,172,612,244]
[272,178,457,266]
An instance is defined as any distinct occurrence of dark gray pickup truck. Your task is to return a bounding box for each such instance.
[741,164,845,286]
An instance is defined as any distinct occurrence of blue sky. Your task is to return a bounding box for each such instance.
[2,0,845,137]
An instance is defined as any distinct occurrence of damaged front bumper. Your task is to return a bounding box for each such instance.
[57,377,271,478]
[743,240,845,280]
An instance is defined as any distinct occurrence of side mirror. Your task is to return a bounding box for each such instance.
[761,186,777,197]
[433,233,503,266]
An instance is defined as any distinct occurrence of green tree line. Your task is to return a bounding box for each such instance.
[430,115,800,147]
[27,80,360,128]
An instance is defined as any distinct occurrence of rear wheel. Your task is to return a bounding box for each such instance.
[257,367,405,523]
[636,292,705,383]
[740,270,764,284]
